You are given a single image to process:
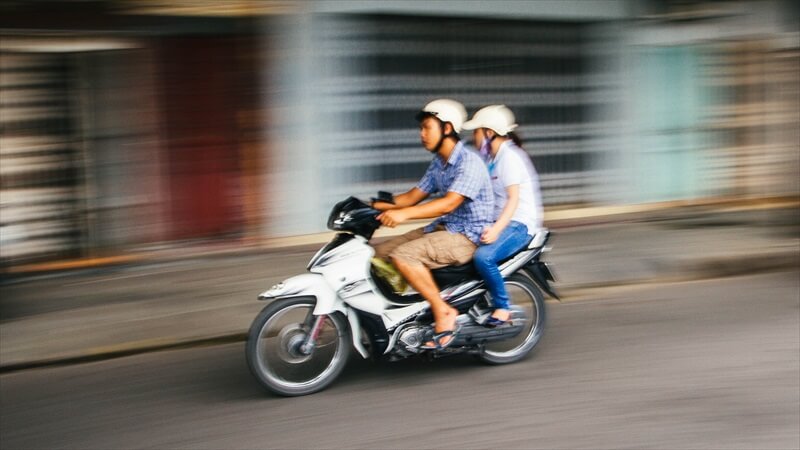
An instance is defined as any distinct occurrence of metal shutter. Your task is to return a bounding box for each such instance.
[313,14,597,208]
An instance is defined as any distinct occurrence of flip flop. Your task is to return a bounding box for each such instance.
[484,316,511,328]
[422,324,461,350]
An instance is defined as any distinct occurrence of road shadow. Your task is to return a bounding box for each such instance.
[191,342,507,402]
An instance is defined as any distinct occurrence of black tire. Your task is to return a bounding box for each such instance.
[246,297,351,396]
[476,273,546,365]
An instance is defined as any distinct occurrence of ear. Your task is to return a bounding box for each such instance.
[443,122,455,136]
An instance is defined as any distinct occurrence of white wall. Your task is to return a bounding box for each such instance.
[311,0,629,20]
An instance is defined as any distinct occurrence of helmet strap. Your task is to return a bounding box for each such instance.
[433,119,455,153]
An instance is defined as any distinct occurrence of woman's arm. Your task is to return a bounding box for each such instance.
[481,184,519,244]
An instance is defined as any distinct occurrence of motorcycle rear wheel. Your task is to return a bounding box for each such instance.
[246,297,351,396]
[476,273,546,365]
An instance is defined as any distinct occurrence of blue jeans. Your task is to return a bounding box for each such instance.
[473,221,531,310]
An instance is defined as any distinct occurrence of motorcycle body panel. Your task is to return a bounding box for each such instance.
[246,195,555,396]
[345,311,370,359]
[257,224,555,359]
[258,273,337,310]
[259,231,558,342]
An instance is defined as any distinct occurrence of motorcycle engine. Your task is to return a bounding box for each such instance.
[397,325,429,353]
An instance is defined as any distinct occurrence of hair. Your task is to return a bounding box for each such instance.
[507,131,523,149]
[426,115,460,141]
[506,131,538,177]
[441,120,461,141]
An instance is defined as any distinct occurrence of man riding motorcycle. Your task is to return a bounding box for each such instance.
[246,100,555,397]
[370,99,494,349]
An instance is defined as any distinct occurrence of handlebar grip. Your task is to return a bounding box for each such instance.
[371,191,395,205]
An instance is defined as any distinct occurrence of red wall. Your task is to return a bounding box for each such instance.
[159,37,244,240]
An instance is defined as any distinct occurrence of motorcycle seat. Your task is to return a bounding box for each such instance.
[431,263,478,287]
[432,229,550,285]
[373,248,525,306]
[372,229,549,306]
[371,263,478,306]
[527,229,549,249]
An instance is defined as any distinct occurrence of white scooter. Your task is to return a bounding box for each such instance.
[246,196,558,396]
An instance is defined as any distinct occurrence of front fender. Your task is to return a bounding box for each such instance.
[258,273,342,315]
[258,273,368,359]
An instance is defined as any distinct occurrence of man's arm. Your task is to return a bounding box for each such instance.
[377,191,464,228]
[372,187,428,211]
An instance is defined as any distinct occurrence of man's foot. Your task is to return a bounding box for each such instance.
[424,307,459,349]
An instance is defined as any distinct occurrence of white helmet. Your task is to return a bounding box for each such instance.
[416,99,467,134]
[462,104,518,136]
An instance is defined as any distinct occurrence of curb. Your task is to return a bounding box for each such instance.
[678,251,799,280]
[4,196,798,278]
[1,251,796,374]
[560,251,799,300]
[0,334,247,374]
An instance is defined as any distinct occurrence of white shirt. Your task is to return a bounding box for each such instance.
[487,141,543,235]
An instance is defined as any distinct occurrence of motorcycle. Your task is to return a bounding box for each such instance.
[246,195,558,396]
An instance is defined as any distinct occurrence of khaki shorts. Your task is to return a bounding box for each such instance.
[373,226,477,269]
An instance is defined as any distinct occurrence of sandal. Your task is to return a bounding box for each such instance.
[422,325,461,350]
[484,316,511,328]
[484,309,512,328]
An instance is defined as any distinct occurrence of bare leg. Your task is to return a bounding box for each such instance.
[392,257,458,344]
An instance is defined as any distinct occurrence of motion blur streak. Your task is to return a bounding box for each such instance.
[0,2,798,448]
[1,273,798,449]
[1,0,798,266]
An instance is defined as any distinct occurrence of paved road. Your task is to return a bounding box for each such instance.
[2,272,798,449]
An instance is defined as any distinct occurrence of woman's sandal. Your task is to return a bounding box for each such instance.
[484,309,512,328]
[484,316,511,328]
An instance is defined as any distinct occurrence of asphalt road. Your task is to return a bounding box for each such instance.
[2,271,798,449]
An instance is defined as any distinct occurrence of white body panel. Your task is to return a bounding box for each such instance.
[341,291,387,316]
[259,272,342,315]
[258,230,548,356]
[381,302,429,329]
[260,235,428,355]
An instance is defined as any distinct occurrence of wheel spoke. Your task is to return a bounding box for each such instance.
[247,299,350,396]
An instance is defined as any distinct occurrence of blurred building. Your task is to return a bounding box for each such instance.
[1,1,265,264]
[1,0,798,266]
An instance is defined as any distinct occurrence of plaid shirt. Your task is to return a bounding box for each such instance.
[417,142,494,244]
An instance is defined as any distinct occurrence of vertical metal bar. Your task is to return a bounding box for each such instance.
[301,315,327,355]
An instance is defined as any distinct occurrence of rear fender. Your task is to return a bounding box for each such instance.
[523,260,560,300]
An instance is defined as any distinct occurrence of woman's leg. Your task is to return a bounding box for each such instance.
[473,222,531,316]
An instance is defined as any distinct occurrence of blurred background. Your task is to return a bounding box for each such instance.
[1,0,798,267]
[1,3,798,448]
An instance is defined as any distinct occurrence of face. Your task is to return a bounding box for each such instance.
[472,128,494,149]
[419,116,447,152]
[472,128,485,148]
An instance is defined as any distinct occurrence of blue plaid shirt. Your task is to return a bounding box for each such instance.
[417,142,494,244]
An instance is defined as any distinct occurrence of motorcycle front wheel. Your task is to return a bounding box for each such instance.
[246,297,351,396]
[476,273,546,365]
